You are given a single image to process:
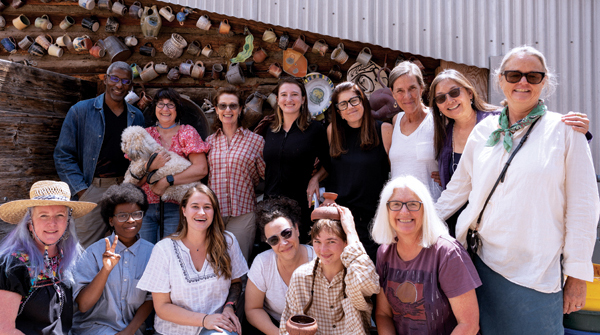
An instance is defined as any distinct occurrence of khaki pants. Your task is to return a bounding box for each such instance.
[224,212,256,263]
[76,177,122,248]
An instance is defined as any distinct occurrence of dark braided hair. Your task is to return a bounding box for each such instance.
[303,219,348,322]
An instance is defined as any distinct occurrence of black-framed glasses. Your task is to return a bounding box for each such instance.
[434,87,462,105]
[157,102,176,110]
[266,227,293,246]
[107,75,132,85]
[217,103,240,111]
[336,96,361,111]
[502,71,545,84]
[114,210,144,222]
[386,201,422,212]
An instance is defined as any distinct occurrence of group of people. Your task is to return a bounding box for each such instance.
[0,45,597,335]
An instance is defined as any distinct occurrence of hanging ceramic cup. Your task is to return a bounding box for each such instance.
[219,19,230,34]
[278,32,289,50]
[179,59,194,76]
[78,0,94,10]
[47,44,64,57]
[330,43,349,64]
[35,34,53,50]
[162,33,187,59]
[1,36,17,54]
[191,61,205,79]
[10,0,24,9]
[105,16,120,33]
[312,39,328,56]
[167,67,180,81]
[130,63,141,78]
[125,90,140,105]
[211,63,223,80]
[291,35,309,55]
[112,0,128,15]
[56,34,72,47]
[28,42,45,57]
[124,35,138,47]
[139,42,155,57]
[98,0,111,10]
[268,62,282,78]
[328,64,343,81]
[72,35,92,52]
[0,16,5,28]
[201,44,213,57]
[159,6,175,22]
[196,14,211,30]
[140,61,159,81]
[137,91,153,110]
[129,1,143,19]
[154,62,168,74]
[18,35,34,50]
[252,48,267,63]
[226,62,245,85]
[356,47,372,66]
[35,15,52,30]
[82,16,100,32]
[89,40,106,58]
[186,40,201,56]
[266,93,277,108]
[59,16,75,30]
[262,28,277,43]
[12,14,30,30]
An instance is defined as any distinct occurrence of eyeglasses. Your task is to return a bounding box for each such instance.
[336,96,361,111]
[434,87,462,105]
[114,210,144,222]
[266,227,293,246]
[502,71,546,84]
[386,201,422,211]
[217,103,240,111]
[157,102,176,110]
[107,75,132,86]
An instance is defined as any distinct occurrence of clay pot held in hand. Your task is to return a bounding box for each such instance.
[310,192,340,221]
[286,315,318,335]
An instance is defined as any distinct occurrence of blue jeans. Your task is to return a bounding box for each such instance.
[140,202,180,244]
[474,254,563,335]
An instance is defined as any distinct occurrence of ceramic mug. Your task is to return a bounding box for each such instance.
[73,35,92,52]
[10,0,24,9]
[35,15,52,30]
[268,62,282,78]
[130,63,141,78]
[155,62,168,74]
[211,63,223,80]
[124,35,138,47]
[137,91,153,110]
[1,37,17,54]
[125,91,140,105]
[252,48,267,63]
[167,67,180,81]
[328,64,343,81]
[312,39,328,56]
[226,62,244,85]
[159,6,174,22]
[89,41,105,58]
[0,16,5,29]
[140,61,159,81]
[179,59,194,76]
[356,47,372,66]
[219,19,230,34]
[262,28,277,43]
[105,16,119,33]
[59,16,75,30]
[292,35,309,55]
[139,42,155,57]
[278,33,289,50]
[196,14,211,30]
[191,61,205,79]
[266,93,277,108]
[35,34,53,50]
[129,1,143,19]
[201,44,213,57]
[78,0,94,10]
[112,0,128,15]
[28,42,45,57]
[56,34,72,47]
[48,44,64,57]
[18,35,34,50]
[98,0,111,10]
[82,16,100,32]
[186,40,201,56]
[331,43,349,64]
[12,14,30,30]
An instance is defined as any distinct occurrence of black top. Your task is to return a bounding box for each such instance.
[0,252,73,335]
[94,102,129,177]
[263,121,330,228]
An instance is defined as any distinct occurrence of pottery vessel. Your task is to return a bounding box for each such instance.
[286,315,318,335]
[140,6,162,39]
[162,33,187,59]
[311,192,340,221]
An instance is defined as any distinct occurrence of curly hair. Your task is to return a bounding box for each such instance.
[174,183,233,279]
[99,183,149,231]
[255,196,301,242]
[211,86,245,132]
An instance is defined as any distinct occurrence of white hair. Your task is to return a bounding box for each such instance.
[370,175,448,248]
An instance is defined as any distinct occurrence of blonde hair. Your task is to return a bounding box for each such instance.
[371,175,448,247]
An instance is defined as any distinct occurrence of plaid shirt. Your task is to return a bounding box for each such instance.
[207,127,265,217]
[280,243,380,335]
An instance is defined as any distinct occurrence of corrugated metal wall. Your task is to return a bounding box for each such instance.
[168,0,600,173]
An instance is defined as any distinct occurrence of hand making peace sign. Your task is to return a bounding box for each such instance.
[102,235,122,272]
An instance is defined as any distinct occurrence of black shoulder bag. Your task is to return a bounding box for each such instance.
[467,117,540,258]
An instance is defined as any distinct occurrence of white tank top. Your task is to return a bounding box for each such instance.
[389,110,442,201]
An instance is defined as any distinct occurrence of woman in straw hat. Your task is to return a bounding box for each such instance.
[0,180,96,335]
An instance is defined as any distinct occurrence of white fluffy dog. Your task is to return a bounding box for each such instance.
[121,125,192,202]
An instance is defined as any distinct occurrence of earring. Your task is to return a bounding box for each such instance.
[393,101,398,108]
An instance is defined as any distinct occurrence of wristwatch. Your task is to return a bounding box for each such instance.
[166,175,174,186]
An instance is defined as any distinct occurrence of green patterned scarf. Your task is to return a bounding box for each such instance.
[230,33,254,63]
[486,100,546,152]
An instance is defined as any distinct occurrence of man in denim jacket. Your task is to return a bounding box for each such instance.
[54,61,144,248]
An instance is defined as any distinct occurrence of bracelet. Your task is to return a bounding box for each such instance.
[202,314,208,328]
[225,301,236,311]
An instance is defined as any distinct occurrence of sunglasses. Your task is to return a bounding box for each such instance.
[266,227,293,246]
[502,71,545,84]
[114,210,144,222]
[217,103,240,111]
[434,87,462,105]
[336,96,361,111]
[107,75,132,85]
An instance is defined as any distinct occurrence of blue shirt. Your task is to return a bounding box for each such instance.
[71,234,153,335]
[54,93,144,196]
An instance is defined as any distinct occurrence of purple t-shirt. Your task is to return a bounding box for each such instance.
[376,236,481,335]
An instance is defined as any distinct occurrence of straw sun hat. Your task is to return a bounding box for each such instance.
[0,180,97,224]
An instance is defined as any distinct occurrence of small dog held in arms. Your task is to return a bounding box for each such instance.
[121,125,192,202]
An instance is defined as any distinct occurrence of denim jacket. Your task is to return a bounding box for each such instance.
[54,93,144,198]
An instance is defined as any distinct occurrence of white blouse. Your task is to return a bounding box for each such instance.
[436,112,599,293]
[137,232,248,335]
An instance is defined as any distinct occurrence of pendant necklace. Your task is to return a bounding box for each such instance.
[451,123,458,173]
